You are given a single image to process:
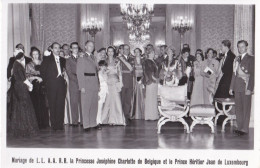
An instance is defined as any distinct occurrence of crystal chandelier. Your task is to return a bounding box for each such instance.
[81,17,103,37]
[120,4,154,27]
[121,4,153,44]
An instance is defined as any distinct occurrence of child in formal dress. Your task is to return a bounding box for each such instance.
[97,60,108,126]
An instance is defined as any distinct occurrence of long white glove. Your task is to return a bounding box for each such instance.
[24,79,33,92]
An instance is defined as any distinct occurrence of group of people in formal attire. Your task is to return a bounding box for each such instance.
[7,38,254,137]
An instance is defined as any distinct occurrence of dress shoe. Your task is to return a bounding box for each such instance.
[72,124,79,127]
[233,130,240,134]
[95,124,102,130]
[84,128,91,132]
[237,131,246,136]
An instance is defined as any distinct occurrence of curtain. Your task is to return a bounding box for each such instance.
[8,4,31,58]
[31,4,45,54]
[233,5,254,56]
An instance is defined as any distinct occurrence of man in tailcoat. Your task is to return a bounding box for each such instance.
[215,40,236,98]
[40,42,67,131]
[76,40,100,131]
[229,40,254,136]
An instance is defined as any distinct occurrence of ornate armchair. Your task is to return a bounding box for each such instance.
[157,84,190,134]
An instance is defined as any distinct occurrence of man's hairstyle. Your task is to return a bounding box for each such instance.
[181,47,190,54]
[15,43,23,49]
[98,47,106,53]
[222,40,231,49]
[30,46,41,59]
[62,44,69,49]
[98,60,108,67]
[183,43,190,48]
[119,44,125,50]
[124,44,130,48]
[134,48,142,55]
[70,42,79,48]
[50,42,61,49]
[213,50,217,55]
[160,45,167,49]
[85,40,94,46]
[146,44,154,48]
[237,40,248,47]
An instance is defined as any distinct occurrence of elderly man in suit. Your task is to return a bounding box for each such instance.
[229,40,254,136]
[77,40,100,131]
[117,44,134,123]
[40,42,67,131]
[66,42,82,127]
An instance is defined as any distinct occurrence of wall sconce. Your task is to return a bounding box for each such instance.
[82,17,103,41]
[155,40,165,47]
[172,16,192,52]
[114,40,124,46]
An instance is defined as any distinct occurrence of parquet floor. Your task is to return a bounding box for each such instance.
[7,119,253,149]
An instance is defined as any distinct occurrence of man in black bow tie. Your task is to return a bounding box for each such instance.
[40,42,67,131]
[77,40,100,131]
[229,40,254,136]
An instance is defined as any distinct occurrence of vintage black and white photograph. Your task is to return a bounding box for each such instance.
[3,1,257,152]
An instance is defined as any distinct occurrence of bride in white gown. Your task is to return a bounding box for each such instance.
[101,46,126,126]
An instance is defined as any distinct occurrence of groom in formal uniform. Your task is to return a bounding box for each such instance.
[229,40,254,136]
[118,44,134,123]
[77,40,100,131]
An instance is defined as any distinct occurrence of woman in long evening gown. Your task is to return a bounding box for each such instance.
[190,53,205,106]
[130,48,145,120]
[26,47,49,129]
[201,48,220,105]
[102,46,126,125]
[143,50,159,120]
[59,51,72,125]
[8,52,39,137]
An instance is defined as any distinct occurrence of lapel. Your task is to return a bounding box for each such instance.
[50,54,59,75]
[240,53,249,66]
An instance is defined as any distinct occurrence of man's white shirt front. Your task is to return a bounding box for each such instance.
[54,54,62,77]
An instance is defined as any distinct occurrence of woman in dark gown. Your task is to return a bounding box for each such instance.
[26,47,49,129]
[8,52,39,137]
[130,48,145,119]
